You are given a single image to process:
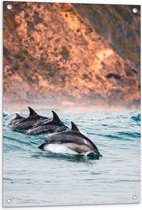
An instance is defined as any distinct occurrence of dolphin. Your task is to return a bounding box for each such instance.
[11,107,49,130]
[9,113,25,127]
[38,122,101,156]
[27,111,68,135]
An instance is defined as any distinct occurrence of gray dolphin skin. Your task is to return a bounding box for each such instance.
[11,107,49,130]
[38,122,101,156]
[9,113,25,127]
[27,111,68,135]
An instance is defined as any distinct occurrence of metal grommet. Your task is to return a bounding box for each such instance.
[7,4,12,10]
[7,199,12,203]
[132,195,137,200]
[132,8,138,14]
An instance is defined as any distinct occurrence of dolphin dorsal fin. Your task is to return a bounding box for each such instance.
[28,107,38,116]
[71,122,80,132]
[15,113,22,119]
[52,111,60,122]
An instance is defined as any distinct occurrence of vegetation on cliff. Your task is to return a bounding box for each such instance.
[3,2,140,109]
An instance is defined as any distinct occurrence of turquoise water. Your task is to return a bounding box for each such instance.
[3,110,141,207]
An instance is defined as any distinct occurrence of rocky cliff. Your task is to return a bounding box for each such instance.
[3,2,140,109]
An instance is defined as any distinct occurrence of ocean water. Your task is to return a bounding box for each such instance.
[3,110,141,207]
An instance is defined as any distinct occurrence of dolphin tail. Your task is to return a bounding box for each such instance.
[38,142,46,150]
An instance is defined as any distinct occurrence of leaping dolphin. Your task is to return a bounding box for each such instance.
[38,122,101,156]
[10,107,49,130]
[27,111,68,135]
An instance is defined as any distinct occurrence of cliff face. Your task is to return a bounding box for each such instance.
[73,4,140,67]
[3,2,140,109]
